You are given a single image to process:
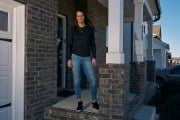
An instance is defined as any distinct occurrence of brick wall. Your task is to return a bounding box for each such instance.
[99,64,129,120]
[128,62,147,119]
[146,60,155,82]
[23,0,58,119]
[144,60,156,104]
[44,107,98,120]
[129,62,147,95]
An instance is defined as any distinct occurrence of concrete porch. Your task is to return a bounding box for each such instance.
[44,89,99,120]
[54,89,99,113]
[44,89,144,120]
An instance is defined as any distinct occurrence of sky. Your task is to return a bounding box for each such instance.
[154,0,180,57]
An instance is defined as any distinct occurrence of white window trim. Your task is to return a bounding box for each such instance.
[0,4,12,39]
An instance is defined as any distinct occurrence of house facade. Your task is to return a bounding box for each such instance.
[152,25,169,69]
[171,57,180,65]
[153,38,169,69]
[0,0,161,120]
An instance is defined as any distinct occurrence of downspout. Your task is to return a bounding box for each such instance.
[154,0,161,22]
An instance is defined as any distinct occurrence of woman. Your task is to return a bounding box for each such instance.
[67,10,99,111]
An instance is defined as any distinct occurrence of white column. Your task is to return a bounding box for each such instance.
[12,5,25,120]
[147,20,154,60]
[133,0,144,62]
[106,0,124,64]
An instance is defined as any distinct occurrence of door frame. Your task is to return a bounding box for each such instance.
[12,4,25,120]
[57,14,67,89]
[0,1,25,120]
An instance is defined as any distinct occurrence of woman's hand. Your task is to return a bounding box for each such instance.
[92,58,97,67]
[67,60,73,68]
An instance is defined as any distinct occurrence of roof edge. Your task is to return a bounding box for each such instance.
[154,0,161,22]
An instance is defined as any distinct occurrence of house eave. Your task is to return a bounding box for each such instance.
[154,0,161,22]
[153,38,169,50]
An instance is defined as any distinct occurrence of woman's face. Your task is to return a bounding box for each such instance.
[76,11,85,24]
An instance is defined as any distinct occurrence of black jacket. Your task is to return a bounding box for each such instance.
[67,26,96,60]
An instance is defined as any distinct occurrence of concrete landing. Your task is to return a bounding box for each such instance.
[53,89,99,113]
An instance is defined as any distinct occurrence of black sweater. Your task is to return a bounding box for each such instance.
[67,26,96,60]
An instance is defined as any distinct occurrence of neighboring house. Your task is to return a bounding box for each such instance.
[171,57,180,65]
[0,0,161,120]
[152,25,170,69]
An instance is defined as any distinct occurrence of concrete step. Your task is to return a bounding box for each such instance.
[133,105,156,120]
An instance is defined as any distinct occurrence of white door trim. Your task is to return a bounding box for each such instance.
[0,1,25,120]
[12,5,25,120]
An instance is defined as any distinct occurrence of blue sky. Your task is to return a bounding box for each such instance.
[155,0,180,57]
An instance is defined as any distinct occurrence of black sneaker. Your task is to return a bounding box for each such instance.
[76,101,83,111]
[92,101,99,110]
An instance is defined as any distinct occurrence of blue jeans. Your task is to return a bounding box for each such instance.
[71,54,97,101]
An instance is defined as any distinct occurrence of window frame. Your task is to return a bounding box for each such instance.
[0,5,12,39]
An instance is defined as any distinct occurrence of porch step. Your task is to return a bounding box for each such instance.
[44,107,98,120]
[44,89,99,120]
[133,105,156,120]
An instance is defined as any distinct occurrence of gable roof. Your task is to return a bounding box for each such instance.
[153,38,169,50]
[153,25,161,40]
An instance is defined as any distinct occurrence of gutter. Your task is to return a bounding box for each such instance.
[154,0,161,22]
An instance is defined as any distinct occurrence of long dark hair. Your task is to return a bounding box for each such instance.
[74,10,95,30]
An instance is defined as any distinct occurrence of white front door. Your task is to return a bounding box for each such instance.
[0,40,12,120]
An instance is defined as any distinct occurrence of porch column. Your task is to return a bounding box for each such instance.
[146,20,155,82]
[147,20,154,60]
[130,0,146,96]
[133,0,144,62]
[99,64,129,120]
[106,0,124,64]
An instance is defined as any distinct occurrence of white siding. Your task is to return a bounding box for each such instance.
[142,22,148,61]
[153,49,162,69]
[153,39,168,69]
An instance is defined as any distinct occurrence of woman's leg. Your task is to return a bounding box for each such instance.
[72,54,82,100]
[82,57,97,101]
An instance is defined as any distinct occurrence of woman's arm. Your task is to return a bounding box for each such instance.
[90,29,96,59]
[67,28,73,68]
[90,28,97,67]
[67,28,73,60]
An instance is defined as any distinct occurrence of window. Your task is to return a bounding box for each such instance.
[0,6,12,39]
[0,11,8,32]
